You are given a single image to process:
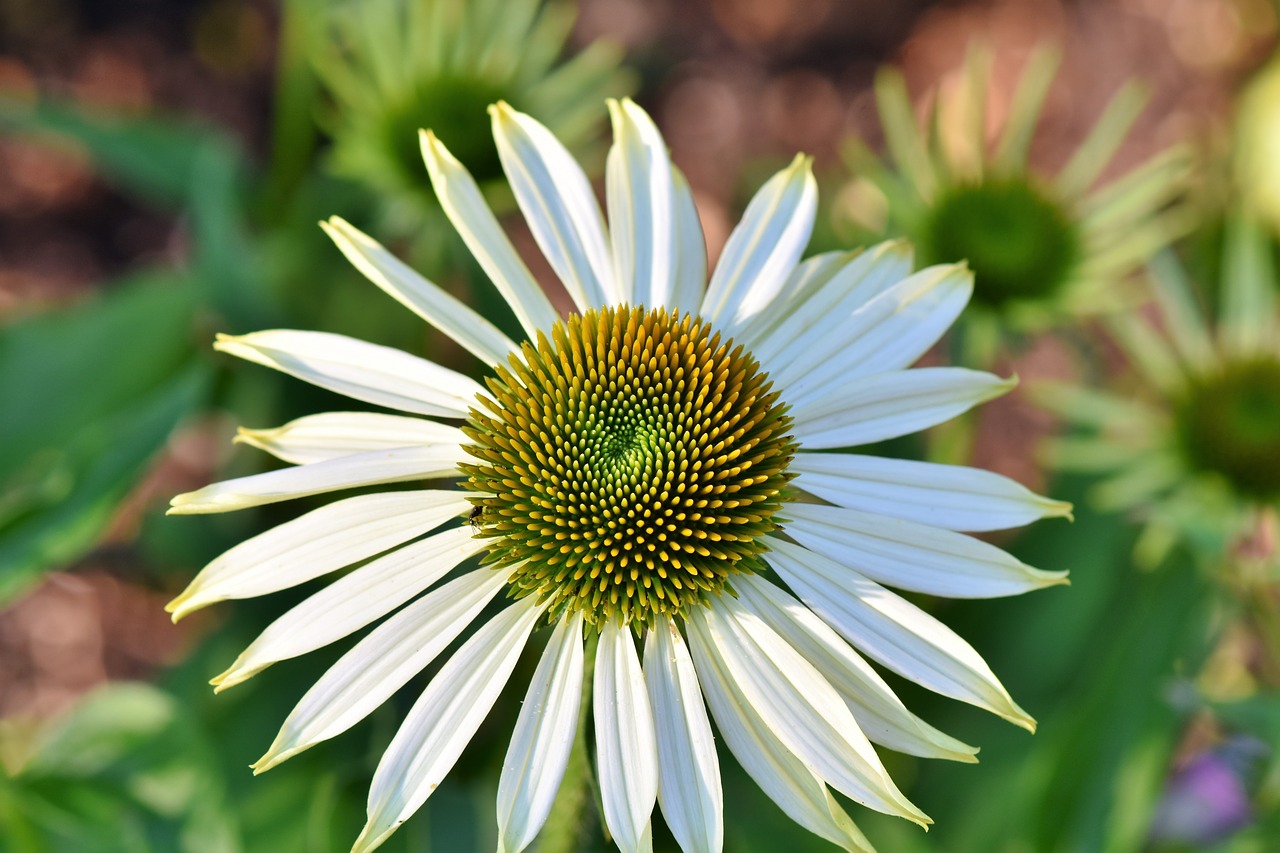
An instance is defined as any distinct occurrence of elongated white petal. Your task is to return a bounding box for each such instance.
[254,568,510,774]
[669,167,707,317]
[235,411,466,465]
[686,601,928,826]
[700,155,817,331]
[607,98,677,310]
[356,596,545,852]
[644,619,723,853]
[685,616,883,853]
[213,525,486,690]
[491,102,617,310]
[784,503,1067,597]
[497,612,585,853]
[768,264,972,393]
[165,490,468,619]
[744,242,913,362]
[791,368,1016,450]
[735,574,977,762]
[419,131,559,338]
[595,621,660,853]
[168,444,467,515]
[215,330,482,418]
[321,216,517,366]
[792,452,1072,531]
[766,539,1035,730]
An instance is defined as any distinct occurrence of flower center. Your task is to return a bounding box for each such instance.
[921,179,1080,309]
[462,306,797,626]
[378,76,510,201]
[1177,357,1280,500]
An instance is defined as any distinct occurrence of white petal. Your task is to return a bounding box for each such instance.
[321,216,517,366]
[168,445,467,515]
[742,241,913,361]
[700,155,817,332]
[215,330,482,419]
[356,596,545,852]
[606,98,677,310]
[491,102,617,310]
[686,613,882,853]
[686,601,928,826]
[767,264,972,393]
[235,411,466,465]
[792,452,1072,531]
[497,612,585,853]
[212,525,486,690]
[165,490,469,619]
[783,503,1068,598]
[766,539,1035,730]
[643,618,723,853]
[790,368,1016,450]
[669,167,708,317]
[419,131,560,339]
[595,620,660,853]
[254,568,510,774]
[734,574,977,763]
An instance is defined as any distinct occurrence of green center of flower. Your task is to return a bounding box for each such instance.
[461,306,797,626]
[921,179,1080,309]
[379,76,509,199]
[1177,357,1280,499]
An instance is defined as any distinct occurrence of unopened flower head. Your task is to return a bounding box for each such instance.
[842,44,1193,361]
[1039,216,1279,570]
[314,0,632,232]
[169,98,1070,852]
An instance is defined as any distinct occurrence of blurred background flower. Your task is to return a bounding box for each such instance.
[3,0,1280,850]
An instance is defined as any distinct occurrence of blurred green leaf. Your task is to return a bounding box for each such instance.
[2,683,238,853]
[0,277,210,602]
[0,98,242,208]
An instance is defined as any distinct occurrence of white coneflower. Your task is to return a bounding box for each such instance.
[169,98,1070,852]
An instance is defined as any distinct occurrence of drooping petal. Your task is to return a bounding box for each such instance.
[766,539,1036,731]
[419,131,560,339]
[644,618,723,853]
[735,574,977,762]
[790,368,1016,450]
[254,568,511,774]
[792,452,1072,531]
[767,264,973,393]
[686,601,929,826]
[355,595,546,853]
[595,620,660,853]
[168,444,467,515]
[321,216,517,366]
[235,411,466,465]
[606,98,677,311]
[496,612,585,853]
[699,155,817,332]
[165,490,469,619]
[215,330,483,418]
[490,101,617,310]
[686,613,883,853]
[212,525,486,690]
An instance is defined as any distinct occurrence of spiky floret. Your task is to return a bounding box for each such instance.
[1177,356,1280,500]
[461,306,797,626]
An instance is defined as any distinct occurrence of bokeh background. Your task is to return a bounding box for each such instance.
[2,0,1278,850]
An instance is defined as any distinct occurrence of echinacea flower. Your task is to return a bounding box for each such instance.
[313,0,632,235]
[842,45,1193,363]
[1038,216,1279,570]
[169,98,1070,852]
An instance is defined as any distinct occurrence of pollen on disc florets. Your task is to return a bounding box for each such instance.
[460,305,797,627]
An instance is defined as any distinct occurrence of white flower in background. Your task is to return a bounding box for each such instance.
[168,98,1071,853]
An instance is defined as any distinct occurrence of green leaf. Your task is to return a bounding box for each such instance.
[0,277,210,602]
